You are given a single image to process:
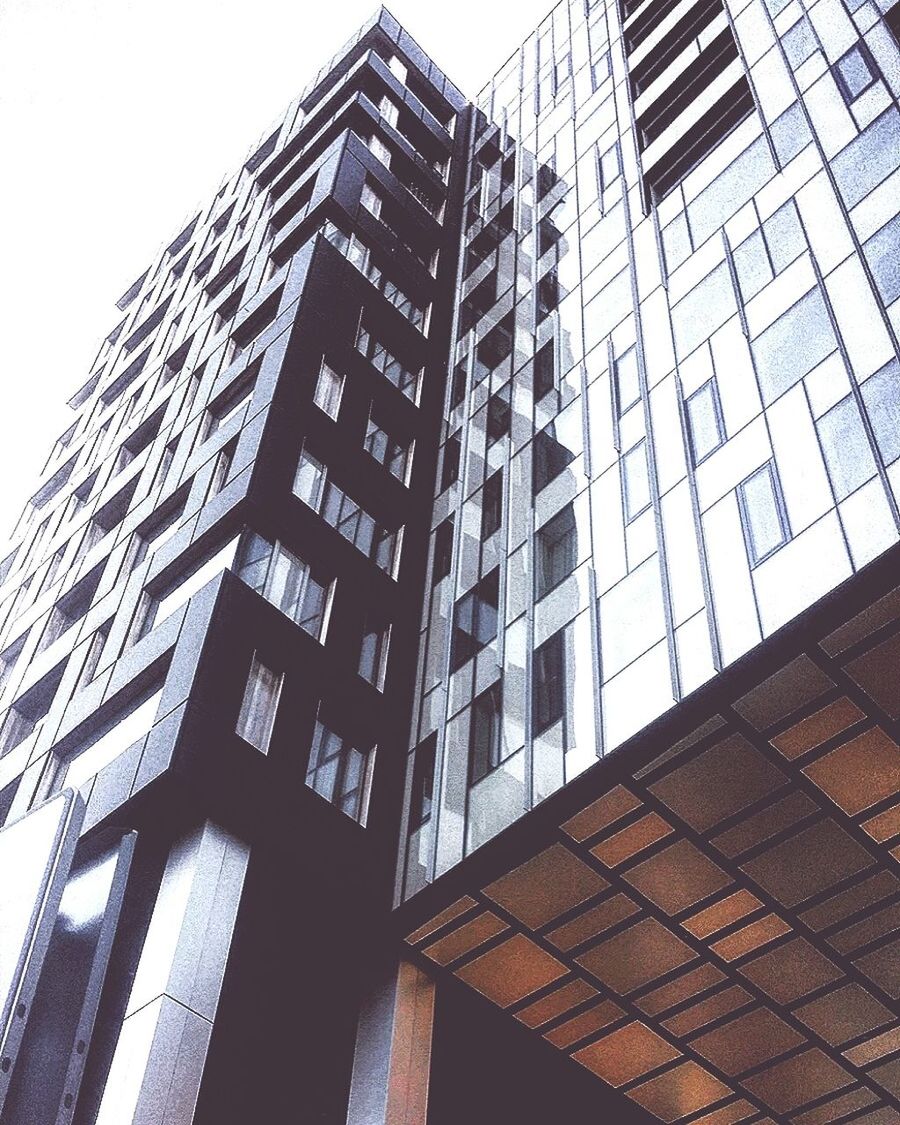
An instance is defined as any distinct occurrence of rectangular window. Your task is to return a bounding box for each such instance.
[623,441,651,521]
[141,536,241,638]
[534,340,555,401]
[236,654,283,753]
[533,629,565,735]
[591,51,611,89]
[62,688,163,791]
[533,425,575,494]
[686,379,725,464]
[536,503,577,599]
[432,517,454,586]
[441,433,461,491]
[237,533,334,640]
[536,269,560,321]
[737,462,790,565]
[360,180,383,218]
[356,321,421,403]
[207,368,256,435]
[359,617,391,691]
[364,410,412,483]
[817,396,877,501]
[470,682,504,785]
[305,719,373,824]
[313,359,344,420]
[614,347,640,414]
[486,386,511,444]
[451,569,499,671]
[409,736,436,829]
[481,470,503,540]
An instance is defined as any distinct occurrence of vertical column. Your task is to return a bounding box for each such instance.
[94,821,249,1125]
[346,959,435,1125]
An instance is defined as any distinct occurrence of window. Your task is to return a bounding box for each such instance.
[783,16,818,67]
[833,43,876,104]
[534,340,555,401]
[432,517,454,586]
[137,537,241,640]
[356,321,421,403]
[367,135,392,168]
[207,368,255,435]
[817,396,877,501]
[861,359,900,465]
[734,202,806,301]
[474,314,514,382]
[623,441,651,521]
[237,533,334,640]
[378,96,400,128]
[751,288,837,406]
[470,682,504,784]
[450,361,467,409]
[451,569,499,670]
[0,668,63,757]
[364,410,412,483]
[78,620,111,688]
[614,347,640,414]
[486,386,511,444]
[62,687,163,791]
[206,440,236,502]
[305,719,372,824]
[536,504,577,598]
[863,213,900,308]
[409,736,436,829]
[236,654,283,753]
[313,359,343,420]
[38,567,102,653]
[0,635,25,695]
[360,181,383,218]
[686,379,725,464]
[441,433,461,491]
[533,424,575,493]
[536,269,560,321]
[359,617,391,690]
[481,470,503,539]
[737,462,789,565]
[294,450,401,574]
[533,630,565,735]
[598,143,620,203]
[591,51,611,89]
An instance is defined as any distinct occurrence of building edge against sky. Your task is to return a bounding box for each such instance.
[0,2,899,1124]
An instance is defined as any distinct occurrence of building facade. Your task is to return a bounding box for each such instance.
[2,2,900,1122]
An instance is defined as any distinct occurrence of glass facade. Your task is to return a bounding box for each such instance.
[400,0,900,895]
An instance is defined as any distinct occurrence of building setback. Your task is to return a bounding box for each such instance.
[1,2,900,1122]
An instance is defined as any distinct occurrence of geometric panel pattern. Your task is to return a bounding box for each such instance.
[407,589,900,1122]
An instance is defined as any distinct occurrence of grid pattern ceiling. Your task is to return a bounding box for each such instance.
[406,583,900,1123]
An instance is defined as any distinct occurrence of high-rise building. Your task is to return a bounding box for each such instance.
[2,2,900,1122]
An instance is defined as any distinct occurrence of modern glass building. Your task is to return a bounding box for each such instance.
[2,3,900,1122]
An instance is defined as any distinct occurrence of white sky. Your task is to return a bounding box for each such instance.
[0,0,552,546]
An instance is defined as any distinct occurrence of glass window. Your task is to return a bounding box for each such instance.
[237,533,333,640]
[409,736,436,829]
[752,288,838,405]
[591,52,611,89]
[63,688,164,790]
[481,470,503,540]
[861,359,900,465]
[818,395,877,501]
[293,448,327,509]
[771,103,813,164]
[832,108,900,209]
[833,44,876,104]
[441,433,461,490]
[359,618,390,690]
[598,143,620,198]
[536,503,577,598]
[432,517,454,586]
[450,568,499,670]
[763,201,806,274]
[146,536,241,635]
[365,412,412,483]
[450,361,467,409]
[623,441,651,521]
[686,379,725,464]
[662,213,692,273]
[470,682,504,784]
[236,654,283,753]
[486,385,511,444]
[737,462,790,565]
[734,229,774,302]
[615,346,640,414]
[536,269,560,321]
[533,629,565,735]
[783,17,818,67]
[305,720,372,824]
[533,424,576,493]
[863,213,900,308]
[313,359,343,420]
[534,340,555,401]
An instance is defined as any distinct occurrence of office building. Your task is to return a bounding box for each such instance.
[2,1,900,1121]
